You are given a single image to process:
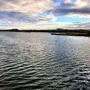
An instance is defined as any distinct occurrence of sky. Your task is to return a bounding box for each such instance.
[0,0,90,29]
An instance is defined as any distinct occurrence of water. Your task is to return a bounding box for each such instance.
[0,32,90,90]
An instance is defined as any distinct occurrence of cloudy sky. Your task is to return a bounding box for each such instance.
[0,0,90,29]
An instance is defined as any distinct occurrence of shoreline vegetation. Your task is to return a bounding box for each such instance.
[0,28,90,36]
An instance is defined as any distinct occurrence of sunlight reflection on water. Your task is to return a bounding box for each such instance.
[0,32,90,90]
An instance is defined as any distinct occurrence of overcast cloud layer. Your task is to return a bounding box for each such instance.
[0,0,90,29]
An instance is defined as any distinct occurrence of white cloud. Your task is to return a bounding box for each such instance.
[0,0,56,29]
[0,19,90,29]
[0,0,90,29]
[0,0,54,15]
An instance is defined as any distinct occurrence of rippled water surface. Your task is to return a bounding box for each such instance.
[0,32,90,90]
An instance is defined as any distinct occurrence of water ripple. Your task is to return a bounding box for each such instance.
[0,32,90,90]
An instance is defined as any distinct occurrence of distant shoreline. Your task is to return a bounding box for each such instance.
[0,29,90,36]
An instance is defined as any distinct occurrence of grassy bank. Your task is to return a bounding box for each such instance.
[0,29,90,36]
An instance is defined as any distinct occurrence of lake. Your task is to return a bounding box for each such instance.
[0,32,90,90]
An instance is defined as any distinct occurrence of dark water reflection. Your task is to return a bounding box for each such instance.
[0,32,90,90]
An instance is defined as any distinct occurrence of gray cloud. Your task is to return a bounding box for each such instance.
[49,0,90,17]
[0,0,55,26]
[0,11,55,24]
[0,0,90,29]
[63,21,90,29]
[52,7,90,16]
